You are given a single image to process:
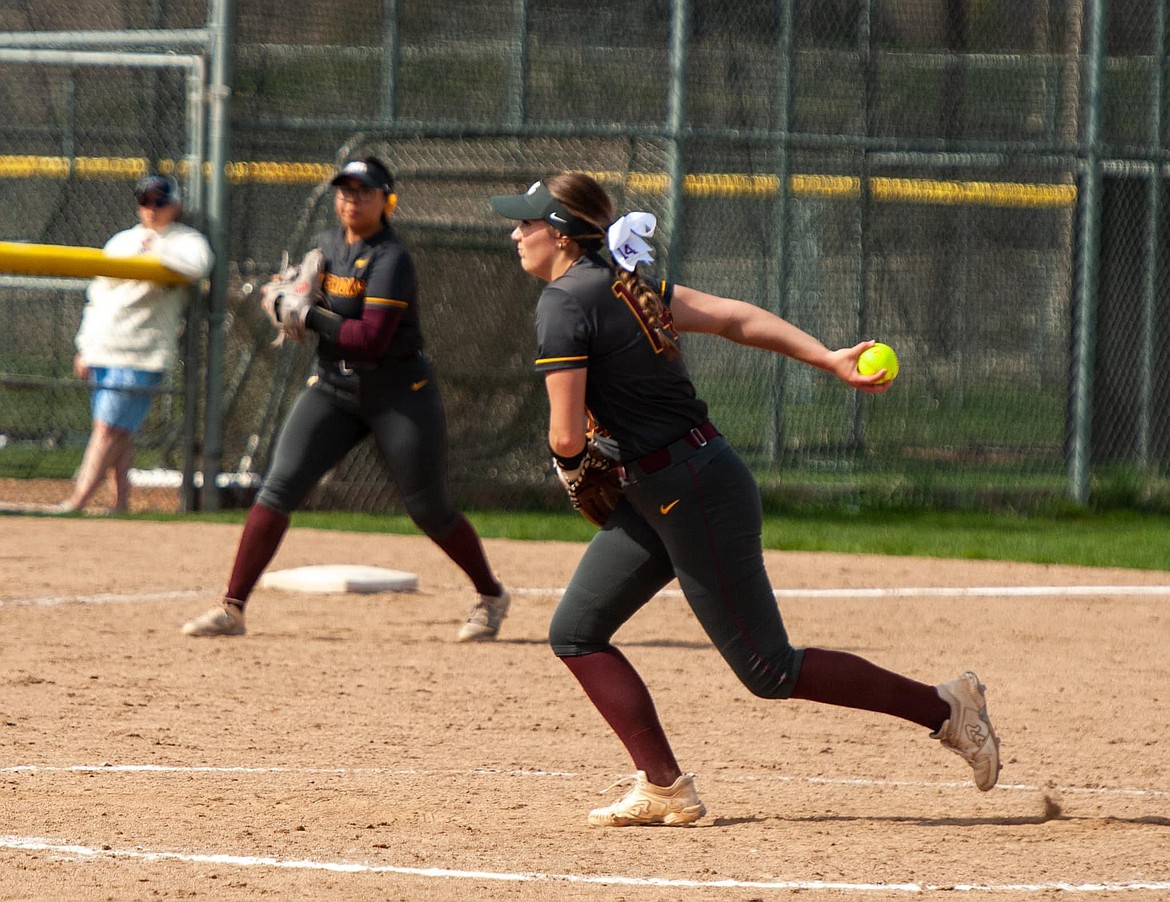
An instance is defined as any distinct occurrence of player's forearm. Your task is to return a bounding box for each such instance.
[673,286,834,370]
[718,303,835,371]
[547,408,587,457]
[338,305,403,357]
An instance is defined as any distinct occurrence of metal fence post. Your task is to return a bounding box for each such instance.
[663,0,689,284]
[849,0,877,452]
[180,282,202,511]
[203,0,235,511]
[1139,0,1168,466]
[1069,0,1108,504]
[380,0,398,124]
[766,0,796,463]
[508,0,528,127]
[179,55,207,512]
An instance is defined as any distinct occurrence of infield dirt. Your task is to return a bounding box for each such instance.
[2,515,1168,900]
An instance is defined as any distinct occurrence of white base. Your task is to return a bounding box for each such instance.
[258,564,418,594]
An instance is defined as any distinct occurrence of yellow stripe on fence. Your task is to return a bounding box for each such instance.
[0,155,151,179]
[1,155,1077,209]
[0,156,333,184]
[868,177,1076,208]
[222,160,336,184]
[594,170,1076,208]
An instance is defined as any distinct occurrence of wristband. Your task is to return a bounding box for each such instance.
[551,446,586,471]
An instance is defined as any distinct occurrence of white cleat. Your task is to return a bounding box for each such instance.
[933,671,1002,790]
[181,601,246,637]
[456,589,511,642]
[587,771,706,827]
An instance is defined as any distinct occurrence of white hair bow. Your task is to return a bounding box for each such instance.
[607,212,657,272]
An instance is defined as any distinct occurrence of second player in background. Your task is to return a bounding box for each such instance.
[182,156,509,642]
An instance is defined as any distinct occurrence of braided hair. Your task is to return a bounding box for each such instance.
[544,173,681,359]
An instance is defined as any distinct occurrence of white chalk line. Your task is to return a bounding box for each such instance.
[3,762,1166,800]
[0,834,1166,894]
[0,588,209,608]
[3,583,1169,610]
[3,766,1166,893]
[0,764,576,778]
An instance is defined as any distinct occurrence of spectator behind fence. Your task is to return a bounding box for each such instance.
[58,174,214,514]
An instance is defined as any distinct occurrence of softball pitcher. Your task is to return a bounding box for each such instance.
[182,157,508,642]
[491,173,1000,826]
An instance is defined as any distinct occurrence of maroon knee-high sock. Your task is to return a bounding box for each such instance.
[431,514,501,596]
[790,647,950,731]
[560,648,681,787]
[225,503,290,608]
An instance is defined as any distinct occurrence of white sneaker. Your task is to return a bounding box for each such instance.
[933,671,1001,790]
[588,771,706,827]
[181,601,246,637]
[456,589,510,642]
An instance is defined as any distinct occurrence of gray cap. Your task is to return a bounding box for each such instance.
[134,174,181,206]
[490,180,599,239]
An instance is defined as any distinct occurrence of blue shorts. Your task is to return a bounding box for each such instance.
[89,367,163,433]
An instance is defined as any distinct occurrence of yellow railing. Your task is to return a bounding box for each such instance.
[0,155,1077,209]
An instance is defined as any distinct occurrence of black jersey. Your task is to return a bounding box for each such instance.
[314,223,423,362]
[533,252,708,461]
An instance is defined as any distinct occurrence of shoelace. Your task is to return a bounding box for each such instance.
[597,774,639,797]
[470,594,506,620]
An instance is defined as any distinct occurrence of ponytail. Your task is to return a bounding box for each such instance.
[611,268,682,359]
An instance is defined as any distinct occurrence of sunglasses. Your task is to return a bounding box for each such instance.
[335,184,380,201]
[136,194,173,208]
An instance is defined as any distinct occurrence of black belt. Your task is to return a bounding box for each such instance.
[621,421,721,481]
[319,349,420,376]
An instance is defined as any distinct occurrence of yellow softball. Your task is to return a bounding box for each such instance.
[857,342,899,384]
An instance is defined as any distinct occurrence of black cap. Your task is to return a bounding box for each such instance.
[331,159,393,193]
[489,180,600,239]
[134,174,181,206]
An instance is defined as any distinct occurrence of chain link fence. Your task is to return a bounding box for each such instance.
[1,0,1168,514]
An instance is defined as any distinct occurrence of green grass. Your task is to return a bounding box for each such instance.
[121,507,1170,572]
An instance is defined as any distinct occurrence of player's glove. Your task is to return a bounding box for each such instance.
[260,248,325,345]
[553,440,624,528]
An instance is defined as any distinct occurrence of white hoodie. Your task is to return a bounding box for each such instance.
[74,221,214,371]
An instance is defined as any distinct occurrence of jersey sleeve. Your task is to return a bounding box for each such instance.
[325,242,415,358]
[534,286,591,373]
[357,241,416,315]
